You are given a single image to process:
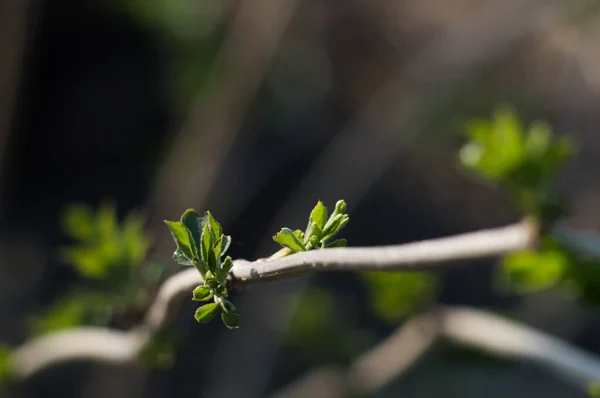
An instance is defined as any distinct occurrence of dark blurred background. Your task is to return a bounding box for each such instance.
[1,0,600,397]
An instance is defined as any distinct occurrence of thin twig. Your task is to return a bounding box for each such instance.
[8,221,534,379]
[0,0,37,214]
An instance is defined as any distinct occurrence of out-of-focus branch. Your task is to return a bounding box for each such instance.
[272,306,600,398]
[0,0,36,213]
[438,306,600,387]
[8,221,534,379]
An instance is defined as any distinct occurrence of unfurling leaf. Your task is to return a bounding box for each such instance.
[333,200,347,215]
[305,222,323,242]
[173,249,194,266]
[164,221,197,261]
[273,228,306,252]
[205,211,222,240]
[217,257,234,282]
[195,303,220,323]
[309,201,328,230]
[201,223,212,267]
[181,209,204,251]
[221,311,240,329]
[220,299,236,313]
[192,285,213,301]
[218,235,231,258]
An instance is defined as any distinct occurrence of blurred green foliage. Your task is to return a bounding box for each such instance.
[497,237,570,295]
[589,381,600,397]
[461,105,600,308]
[137,332,181,369]
[285,287,370,363]
[28,292,113,336]
[0,344,11,382]
[29,202,164,336]
[361,271,437,324]
[61,202,150,283]
[460,104,574,222]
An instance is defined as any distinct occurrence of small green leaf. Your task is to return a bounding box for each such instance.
[308,235,319,248]
[220,299,236,313]
[222,256,233,274]
[219,235,231,258]
[221,310,240,329]
[164,221,196,261]
[322,214,349,241]
[309,201,328,230]
[333,200,347,215]
[194,303,220,323]
[337,216,350,233]
[293,229,304,240]
[201,223,213,266]
[305,222,323,242]
[216,256,233,282]
[273,228,306,252]
[181,209,204,251]
[208,250,218,274]
[205,211,222,241]
[192,285,213,301]
[325,239,347,248]
[173,249,194,266]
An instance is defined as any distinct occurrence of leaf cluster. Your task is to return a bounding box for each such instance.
[165,210,238,329]
[30,202,162,336]
[459,104,574,222]
[273,200,349,253]
[459,106,600,307]
[61,202,152,282]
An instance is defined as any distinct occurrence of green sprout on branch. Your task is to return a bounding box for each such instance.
[165,201,349,329]
[273,200,349,253]
[164,210,238,329]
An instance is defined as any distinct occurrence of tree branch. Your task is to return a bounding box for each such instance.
[229,221,536,285]
[8,221,535,379]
